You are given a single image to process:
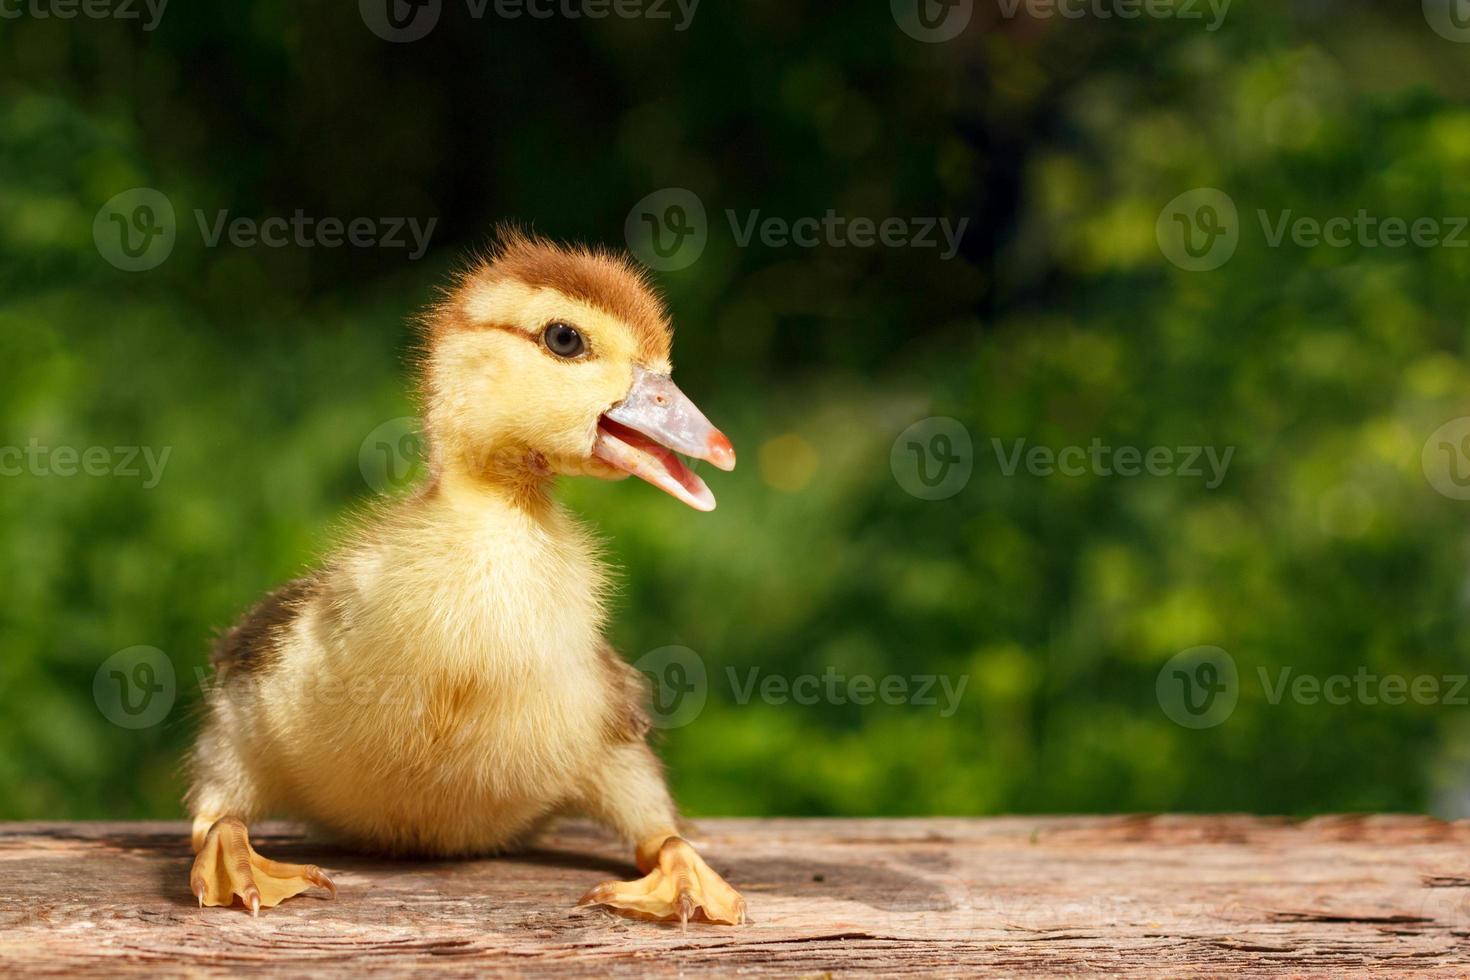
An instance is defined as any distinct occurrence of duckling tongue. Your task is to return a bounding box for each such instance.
[593,416,717,511]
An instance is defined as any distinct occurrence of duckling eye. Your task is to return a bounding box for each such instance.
[542,321,586,359]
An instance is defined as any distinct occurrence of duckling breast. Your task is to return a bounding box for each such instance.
[252,496,619,855]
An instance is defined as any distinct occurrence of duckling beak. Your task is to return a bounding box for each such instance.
[593,366,737,511]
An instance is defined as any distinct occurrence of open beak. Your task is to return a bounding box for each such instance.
[593,366,736,511]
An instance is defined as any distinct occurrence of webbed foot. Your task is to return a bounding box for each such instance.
[190,817,335,915]
[579,836,746,928]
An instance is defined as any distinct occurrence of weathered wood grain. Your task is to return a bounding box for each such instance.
[3,816,1470,976]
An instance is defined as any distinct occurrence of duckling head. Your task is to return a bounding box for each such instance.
[419,229,736,510]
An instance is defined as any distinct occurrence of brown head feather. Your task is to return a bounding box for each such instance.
[425,227,672,364]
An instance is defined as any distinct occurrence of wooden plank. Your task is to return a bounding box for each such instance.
[3,816,1470,976]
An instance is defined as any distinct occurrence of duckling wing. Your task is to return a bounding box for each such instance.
[210,576,318,681]
[595,640,653,744]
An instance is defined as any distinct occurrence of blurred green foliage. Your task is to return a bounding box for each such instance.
[4,1,1470,821]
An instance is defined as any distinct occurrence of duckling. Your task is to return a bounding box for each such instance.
[186,230,746,926]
